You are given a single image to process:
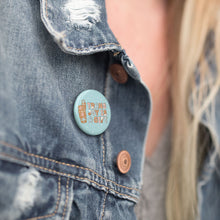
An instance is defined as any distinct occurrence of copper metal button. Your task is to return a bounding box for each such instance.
[109,64,128,84]
[117,150,131,174]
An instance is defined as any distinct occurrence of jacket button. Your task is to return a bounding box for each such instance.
[109,64,128,84]
[117,150,131,174]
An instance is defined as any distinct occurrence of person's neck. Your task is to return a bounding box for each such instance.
[106,0,167,11]
[106,0,170,157]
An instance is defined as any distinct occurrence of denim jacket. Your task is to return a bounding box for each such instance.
[0,0,219,220]
[192,31,220,220]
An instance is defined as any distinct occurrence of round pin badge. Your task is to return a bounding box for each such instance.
[73,90,111,135]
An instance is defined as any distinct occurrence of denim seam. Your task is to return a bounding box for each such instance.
[0,153,138,201]
[43,0,121,52]
[0,140,140,191]
[26,176,61,220]
[100,191,108,220]
[66,43,121,51]
[101,134,105,166]
[62,178,70,220]
[101,71,108,167]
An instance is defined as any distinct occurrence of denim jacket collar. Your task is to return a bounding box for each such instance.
[39,0,143,82]
[40,0,123,55]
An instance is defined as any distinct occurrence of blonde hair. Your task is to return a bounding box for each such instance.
[166,0,220,220]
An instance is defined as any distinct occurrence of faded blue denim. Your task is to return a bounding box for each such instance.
[0,0,151,219]
[192,31,220,220]
[0,0,220,220]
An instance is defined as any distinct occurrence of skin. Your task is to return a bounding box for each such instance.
[106,0,171,157]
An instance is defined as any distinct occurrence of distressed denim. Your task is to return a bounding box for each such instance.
[1,0,220,220]
[191,31,220,220]
[0,0,151,219]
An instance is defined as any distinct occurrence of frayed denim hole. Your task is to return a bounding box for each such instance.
[62,0,101,30]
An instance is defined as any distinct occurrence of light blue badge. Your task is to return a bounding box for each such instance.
[74,90,111,135]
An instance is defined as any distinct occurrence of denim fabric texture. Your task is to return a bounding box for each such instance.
[0,0,220,220]
[0,0,151,219]
[190,31,220,220]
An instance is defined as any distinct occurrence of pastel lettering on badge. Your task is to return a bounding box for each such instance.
[79,101,108,124]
